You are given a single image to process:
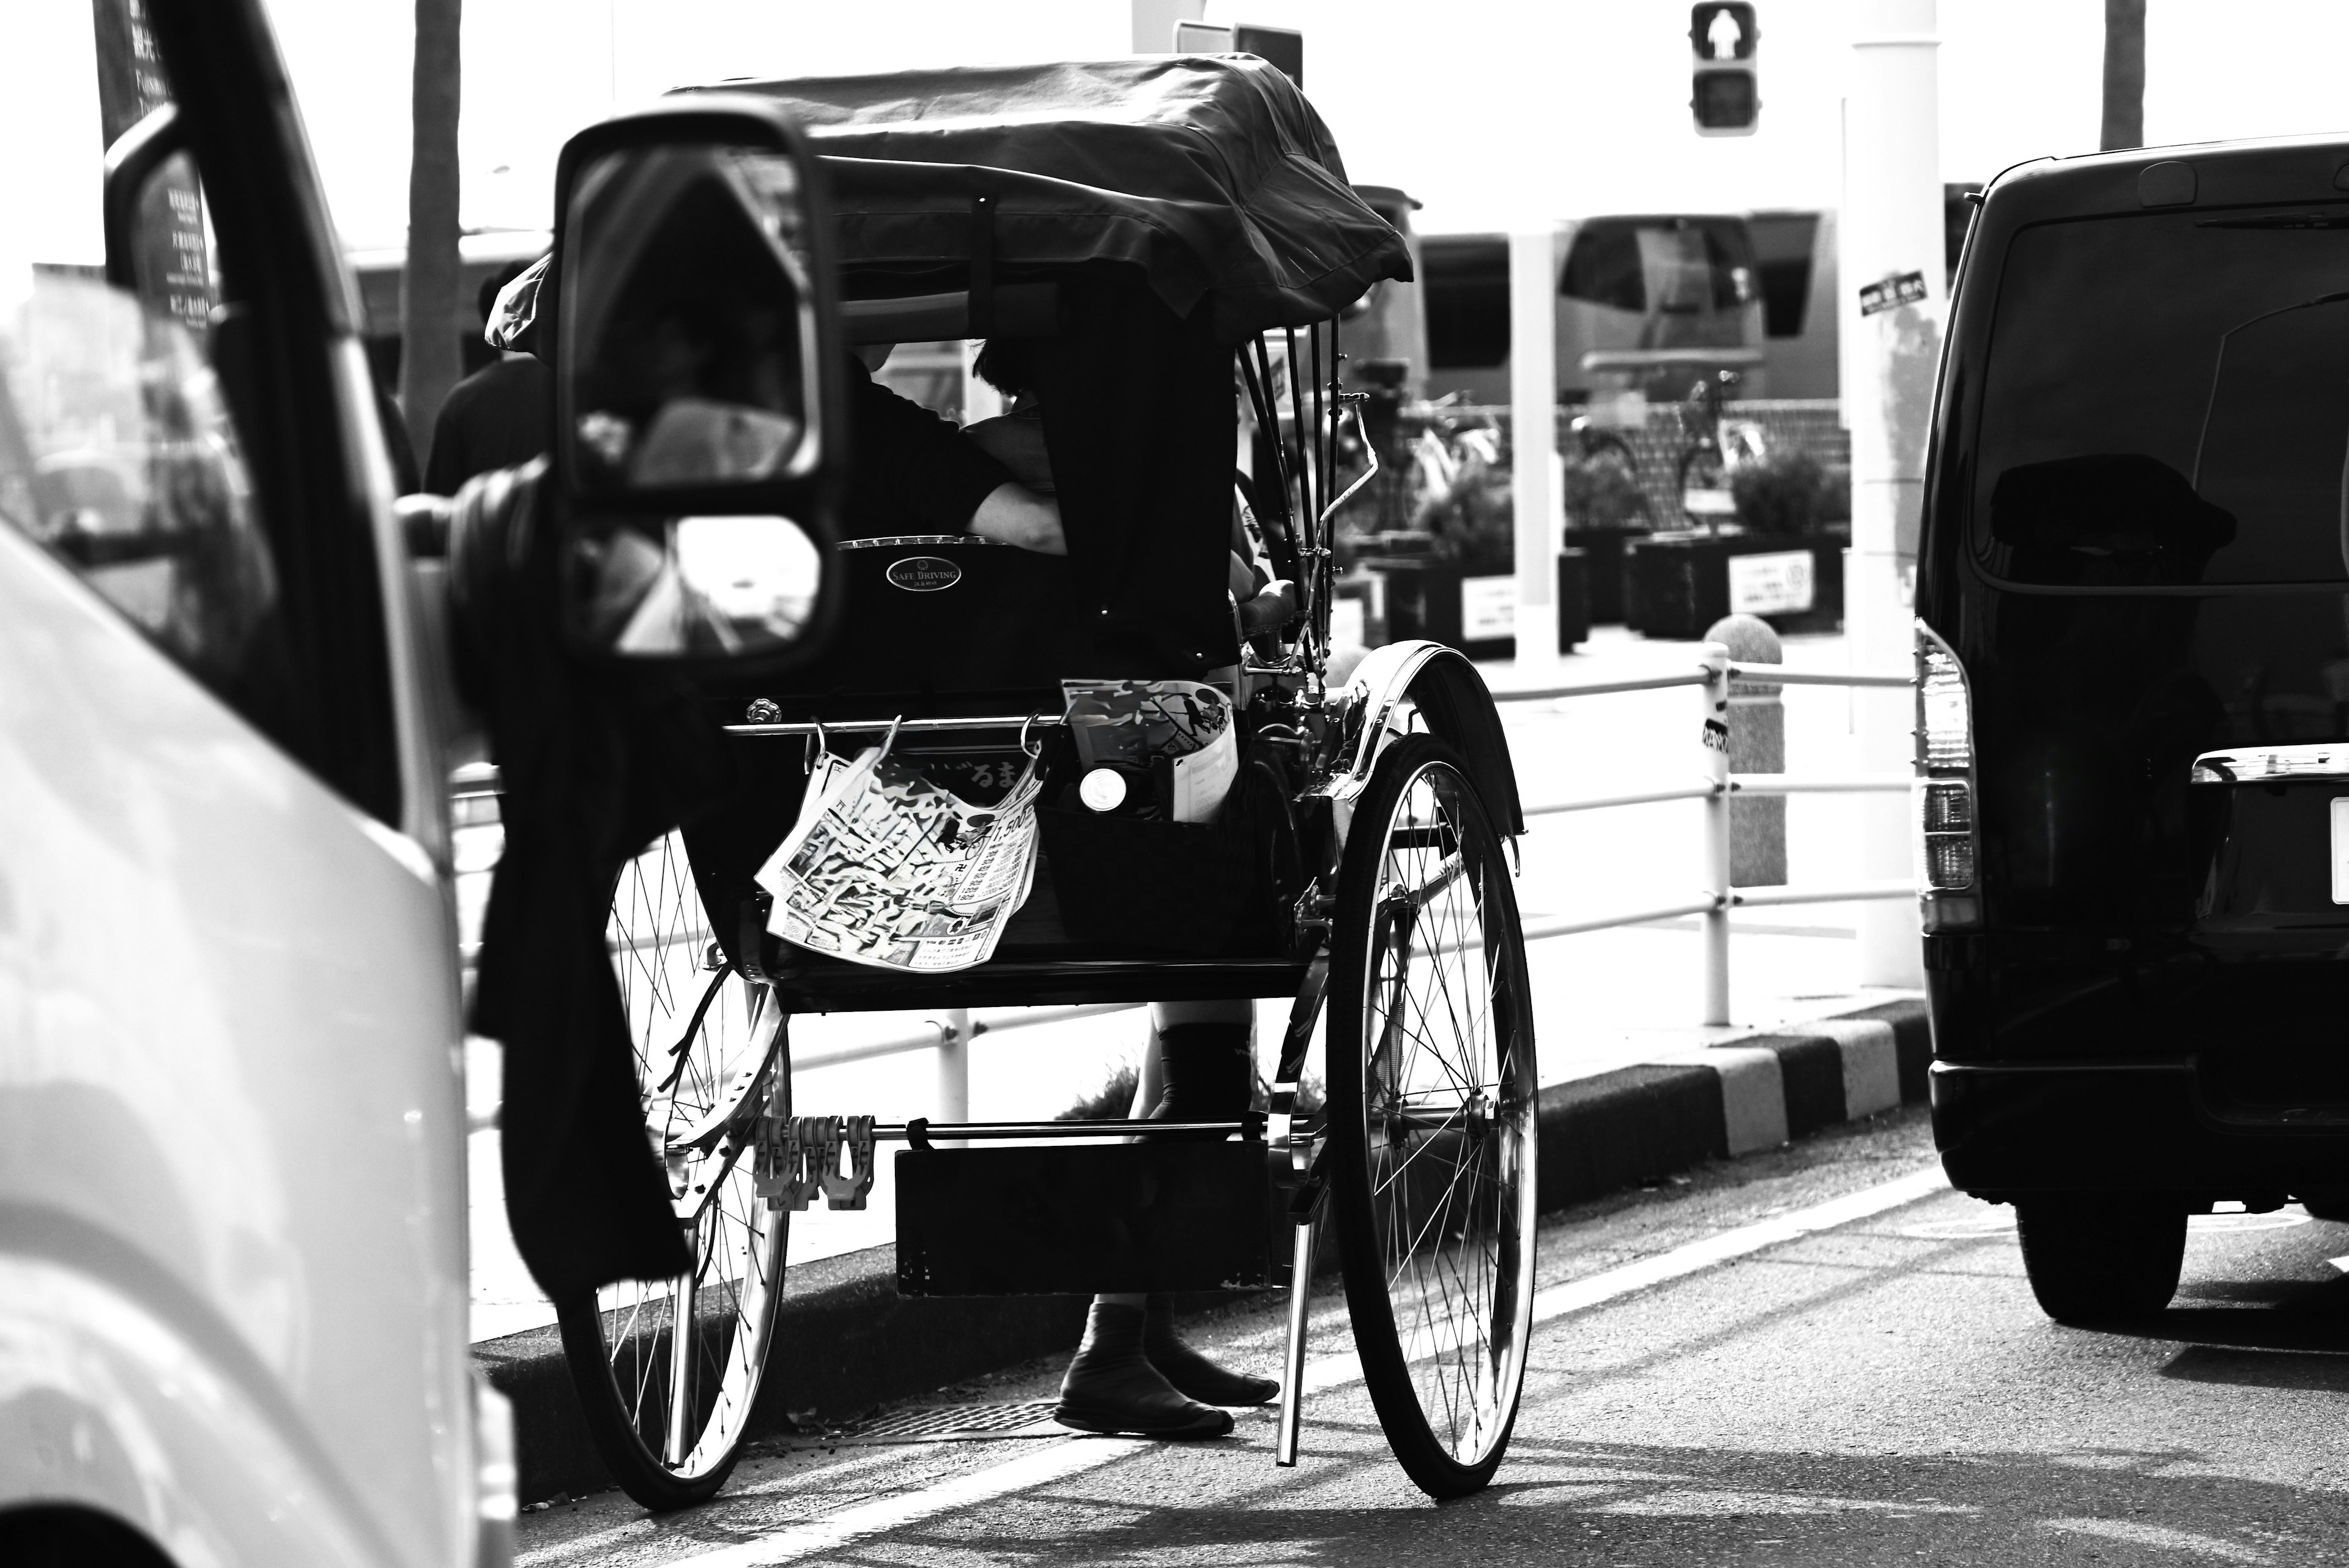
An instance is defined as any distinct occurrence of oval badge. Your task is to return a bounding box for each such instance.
[886,555,962,592]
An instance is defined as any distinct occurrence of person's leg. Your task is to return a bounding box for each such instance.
[1135,1001,1278,1406]
[1056,1002,1273,1435]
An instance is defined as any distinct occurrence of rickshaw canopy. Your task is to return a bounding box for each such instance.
[678,56,1411,341]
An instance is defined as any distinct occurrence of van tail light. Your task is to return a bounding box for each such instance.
[472,1372,516,1568]
[1915,622,1981,928]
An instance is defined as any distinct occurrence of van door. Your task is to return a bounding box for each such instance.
[0,4,472,1566]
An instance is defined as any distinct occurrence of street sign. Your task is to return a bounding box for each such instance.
[1690,2,1759,137]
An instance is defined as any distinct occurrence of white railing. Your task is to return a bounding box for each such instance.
[449,640,1916,1098]
[1493,641,1914,1025]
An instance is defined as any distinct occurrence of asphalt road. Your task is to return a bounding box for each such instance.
[515,1108,2349,1567]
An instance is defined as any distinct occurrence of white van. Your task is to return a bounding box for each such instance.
[0,4,514,1564]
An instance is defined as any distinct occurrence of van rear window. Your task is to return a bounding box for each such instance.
[1975,207,2349,586]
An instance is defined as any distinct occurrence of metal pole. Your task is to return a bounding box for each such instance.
[1508,228,1559,669]
[1700,642,1733,1026]
[1842,0,1938,989]
[935,1008,970,1148]
[1275,1214,1316,1466]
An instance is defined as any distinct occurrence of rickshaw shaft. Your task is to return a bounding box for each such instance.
[888,1114,1274,1143]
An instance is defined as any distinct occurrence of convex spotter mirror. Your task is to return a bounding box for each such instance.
[549,98,846,667]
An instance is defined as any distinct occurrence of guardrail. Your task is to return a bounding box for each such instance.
[448,640,1915,1100]
[1491,641,1913,1025]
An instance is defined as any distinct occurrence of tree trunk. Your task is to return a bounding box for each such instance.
[2100,0,2145,152]
[401,0,464,479]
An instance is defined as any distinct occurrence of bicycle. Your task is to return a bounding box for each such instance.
[1674,369,1767,530]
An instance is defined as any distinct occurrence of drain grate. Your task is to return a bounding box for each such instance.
[794,1402,1064,1447]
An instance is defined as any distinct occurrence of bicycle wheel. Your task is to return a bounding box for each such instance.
[555,832,790,1510]
[1327,734,1538,1498]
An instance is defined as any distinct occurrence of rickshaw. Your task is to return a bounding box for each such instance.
[527,57,1537,1509]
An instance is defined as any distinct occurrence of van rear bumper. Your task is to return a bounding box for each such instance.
[1929,1059,2349,1198]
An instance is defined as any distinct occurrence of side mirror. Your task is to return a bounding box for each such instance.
[547,97,847,666]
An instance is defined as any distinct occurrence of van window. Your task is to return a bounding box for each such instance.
[1423,236,1508,370]
[1975,208,2349,587]
[1745,212,1819,338]
[1561,218,1756,316]
[0,4,296,734]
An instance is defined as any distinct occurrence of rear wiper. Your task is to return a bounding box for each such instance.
[2197,213,2349,230]
[2191,289,2349,486]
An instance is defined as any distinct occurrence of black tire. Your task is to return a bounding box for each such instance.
[1327,734,1538,1499]
[555,833,790,1510]
[2298,1195,2349,1222]
[2014,1195,2186,1323]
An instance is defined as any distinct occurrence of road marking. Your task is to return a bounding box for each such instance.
[665,1163,1948,1566]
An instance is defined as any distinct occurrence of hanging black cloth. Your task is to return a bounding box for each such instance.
[447,458,734,1299]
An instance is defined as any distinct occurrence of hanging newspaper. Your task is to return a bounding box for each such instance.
[1060,678,1238,823]
[753,746,1041,972]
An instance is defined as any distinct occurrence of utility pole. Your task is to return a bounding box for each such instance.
[402,0,464,474]
[2101,0,2146,151]
[1841,0,1939,989]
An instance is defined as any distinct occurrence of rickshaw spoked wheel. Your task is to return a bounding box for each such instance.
[554,831,790,1510]
[1325,735,1538,1499]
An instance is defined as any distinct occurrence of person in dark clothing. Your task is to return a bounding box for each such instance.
[842,343,1062,550]
[425,266,555,495]
[962,338,1280,1441]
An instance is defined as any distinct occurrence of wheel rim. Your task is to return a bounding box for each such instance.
[1356,760,1535,1471]
[595,833,787,1482]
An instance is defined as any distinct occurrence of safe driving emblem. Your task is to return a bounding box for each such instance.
[886,556,962,592]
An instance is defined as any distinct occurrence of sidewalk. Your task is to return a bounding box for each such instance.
[465,623,1921,1345]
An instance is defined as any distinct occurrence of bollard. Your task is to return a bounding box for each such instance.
[1705,614,1787,888]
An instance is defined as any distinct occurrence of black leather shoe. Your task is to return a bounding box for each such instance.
[1145,1295,1280,1406]
[1055,1304,1233,1438]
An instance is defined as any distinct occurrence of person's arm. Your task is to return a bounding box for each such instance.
[968,483,1066,555]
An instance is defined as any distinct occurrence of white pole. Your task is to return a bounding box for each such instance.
[935,1008,970,1126]
[1841,0,1938,990]
[1508,229,1559,668]
[1700,642,1733,1026]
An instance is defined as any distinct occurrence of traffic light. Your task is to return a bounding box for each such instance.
[1690,3,1759,136]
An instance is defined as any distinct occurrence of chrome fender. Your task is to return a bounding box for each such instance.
[1319,640,1523,838]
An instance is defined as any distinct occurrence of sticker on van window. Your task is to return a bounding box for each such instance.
[886,556,962,592]
[1859,270,1928,317]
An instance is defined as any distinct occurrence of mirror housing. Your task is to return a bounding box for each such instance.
[546,97,847,668]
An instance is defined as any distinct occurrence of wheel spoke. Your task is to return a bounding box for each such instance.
[568,833,790,1503]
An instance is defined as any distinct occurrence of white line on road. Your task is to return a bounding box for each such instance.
[665,1162,1950,1567]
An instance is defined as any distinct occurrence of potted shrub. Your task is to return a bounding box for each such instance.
[1624,449,1849,640]
[1374,421,1590,658]
[1560,438,1653,625]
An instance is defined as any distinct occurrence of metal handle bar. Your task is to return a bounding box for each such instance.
[883,1114,1286,1143]
[725,713,1063,739]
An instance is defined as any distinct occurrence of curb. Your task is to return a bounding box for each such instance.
[481,996,1931,1504]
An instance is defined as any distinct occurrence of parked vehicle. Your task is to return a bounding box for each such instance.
[1422,215,1768,407]
[0,5,843,1563]
[1917,135,2349,1322]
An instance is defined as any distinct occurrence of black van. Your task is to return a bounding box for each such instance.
[1919,137,2349,1321]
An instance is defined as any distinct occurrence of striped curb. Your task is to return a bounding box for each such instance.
[482,995,1931,1504]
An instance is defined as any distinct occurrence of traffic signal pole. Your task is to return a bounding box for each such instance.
[1841,0,1939,989]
